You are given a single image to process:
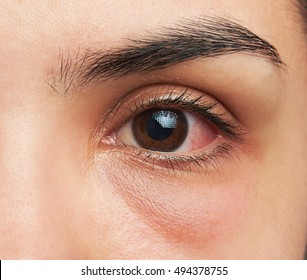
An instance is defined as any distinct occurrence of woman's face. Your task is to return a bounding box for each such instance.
[0,0,306,259]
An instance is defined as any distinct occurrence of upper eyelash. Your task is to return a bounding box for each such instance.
[126,89,244,140]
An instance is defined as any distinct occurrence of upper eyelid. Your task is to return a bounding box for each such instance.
[97,85,245,145]
[125,91,243,139]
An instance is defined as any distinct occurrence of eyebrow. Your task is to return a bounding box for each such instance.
[54,16,284,91]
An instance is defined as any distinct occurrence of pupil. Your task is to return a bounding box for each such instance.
[146,111,177,141]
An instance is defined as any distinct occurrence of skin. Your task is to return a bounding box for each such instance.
[0,0,307,259]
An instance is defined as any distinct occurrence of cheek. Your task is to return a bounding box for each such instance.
[101,152,256,250]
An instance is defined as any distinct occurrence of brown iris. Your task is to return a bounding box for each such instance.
[132,108,188,152]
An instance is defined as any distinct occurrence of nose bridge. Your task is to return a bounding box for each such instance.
[0,100,76,258]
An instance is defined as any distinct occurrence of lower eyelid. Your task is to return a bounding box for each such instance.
[102,141,238,174]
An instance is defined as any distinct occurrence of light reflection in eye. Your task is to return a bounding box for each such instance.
[152,110,178,129]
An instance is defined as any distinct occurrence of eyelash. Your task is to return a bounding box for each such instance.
[126,90,241,140]
[98,87,245,173]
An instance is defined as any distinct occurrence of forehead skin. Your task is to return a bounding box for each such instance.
[0,0,306,259]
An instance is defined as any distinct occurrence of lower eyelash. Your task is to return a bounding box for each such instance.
[119,142,239,174]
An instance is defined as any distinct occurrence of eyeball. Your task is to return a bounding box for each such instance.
[117,107,219,153]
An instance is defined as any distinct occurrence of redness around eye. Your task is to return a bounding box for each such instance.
[186,116,220,152]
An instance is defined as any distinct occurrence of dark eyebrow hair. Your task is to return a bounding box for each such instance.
[53,16,284,92]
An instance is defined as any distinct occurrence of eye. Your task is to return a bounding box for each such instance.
[97,85,244,172]
[118,108,218,153]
